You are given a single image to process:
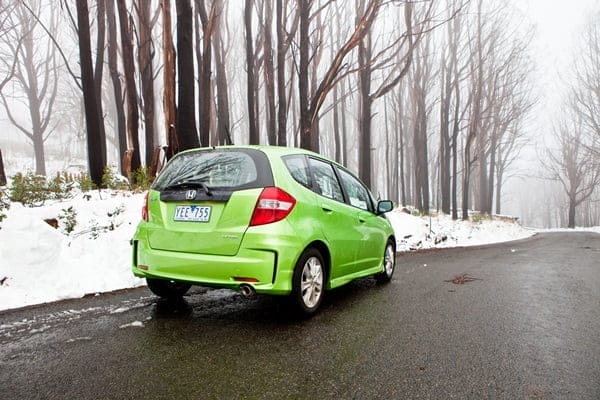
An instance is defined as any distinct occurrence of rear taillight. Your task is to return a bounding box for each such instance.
[142,191,149,221]
[249,187,296,226]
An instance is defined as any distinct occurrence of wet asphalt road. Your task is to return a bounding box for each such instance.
[1,232,599,400]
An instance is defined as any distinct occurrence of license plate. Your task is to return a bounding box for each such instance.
[173,205,212,222]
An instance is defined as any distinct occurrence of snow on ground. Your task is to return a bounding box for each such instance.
[0,190,567,312]
[0,190,146,311]
[387,208,535,251]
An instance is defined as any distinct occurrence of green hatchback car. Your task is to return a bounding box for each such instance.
[132,146,396,314]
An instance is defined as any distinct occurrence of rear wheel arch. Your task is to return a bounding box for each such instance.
[304,240,331,284]
[387,235,396,251]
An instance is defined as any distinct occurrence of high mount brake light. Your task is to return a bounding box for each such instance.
[142,191,149,221]
[249,187,296,226]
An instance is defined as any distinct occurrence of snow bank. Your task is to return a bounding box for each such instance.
[0,191,538,312]
[387,209,534,252]
[0,190,146,311]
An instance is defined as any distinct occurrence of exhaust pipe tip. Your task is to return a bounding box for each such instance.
[239,284,256,298]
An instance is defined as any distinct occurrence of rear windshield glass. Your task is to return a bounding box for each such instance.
[153,149,270,191]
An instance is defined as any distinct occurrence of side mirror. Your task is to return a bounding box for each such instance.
[376,200,394,215]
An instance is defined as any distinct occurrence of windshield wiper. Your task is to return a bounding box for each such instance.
[163,180,212,196]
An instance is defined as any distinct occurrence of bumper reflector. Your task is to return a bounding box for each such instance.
[233,277,259,283]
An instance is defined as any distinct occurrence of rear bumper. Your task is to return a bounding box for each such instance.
[132,229,300,295]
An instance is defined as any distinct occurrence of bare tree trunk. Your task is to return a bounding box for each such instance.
[275,0,289,146]
[487,130,497,213]
[262,0,277,145]
[495,166,503,215]
[340,78,348,165]
[94,0,107,167]
[137,0,156,167]
[212,0,231,145]
[161,0,178,158]
[0,148,6,186]
[358,26,373,188]
[196,0,214,147]
[332,83,341,163]
[175,0,199,150]
[116,0,141,172]
[106,0,127,174]
[76,0,104,186]
[439,59,452,214]
[298,0,311,150]
[244,0,259,144]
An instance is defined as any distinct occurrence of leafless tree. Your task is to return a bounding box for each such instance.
[136,0,159,168]
[0,1,20,93]
[571,12,600,158]
[196,0,217,147]
[175,0,200,150]
[0,1,60,176]
[105,0,127,173]
[212,0,232,145]
[543,115,600,228]
[543,13,600,228]
[76,0,105,185]
[298,0,382,153]
[116,0,142,174]
[161,0,178,158]
[244,0,259,144]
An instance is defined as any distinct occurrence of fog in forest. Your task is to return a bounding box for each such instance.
[0,0,598,229]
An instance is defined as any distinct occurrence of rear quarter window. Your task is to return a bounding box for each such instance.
[283,155,311,188]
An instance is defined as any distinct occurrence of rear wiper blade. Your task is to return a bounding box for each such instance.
[163,180,212,196]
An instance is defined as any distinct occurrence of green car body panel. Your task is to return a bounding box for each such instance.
[132,145,395,297]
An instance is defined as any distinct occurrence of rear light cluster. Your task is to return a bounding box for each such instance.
[249,187,296,226]
[142,191,149,221]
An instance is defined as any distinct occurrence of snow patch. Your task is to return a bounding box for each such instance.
[119,320,144,329]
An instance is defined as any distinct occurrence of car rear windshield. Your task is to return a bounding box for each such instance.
[152,148,274,191]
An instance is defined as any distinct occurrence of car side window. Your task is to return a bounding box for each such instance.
[308,158,344,202]
[337,168,373,212]
[283,155,311,188]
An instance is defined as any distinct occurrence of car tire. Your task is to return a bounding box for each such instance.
[146,278,191,299]
[291,248,325,316]
[375,239,395,284]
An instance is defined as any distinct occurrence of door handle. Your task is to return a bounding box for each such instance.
[359,218,366,223]
[321,205,333,213]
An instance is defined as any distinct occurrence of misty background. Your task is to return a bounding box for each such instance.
[0,0,598,229]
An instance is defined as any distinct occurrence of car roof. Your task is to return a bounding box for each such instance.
[178,145,330,162]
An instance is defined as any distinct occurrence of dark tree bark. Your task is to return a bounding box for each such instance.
[212,0,231,145]
[116,0,141,172]
[106,0,127,174]
[410,39,431,214]
[0,148,6,186]
[196,0,215,147]
[439,57,452,214]
[244,0,259,145]
[175,0,199,150]
[261,0,277,145]
[161,0,178,158]
[275,0,290,147]
[76,0,104,186]
[94,0,107,167]
[137,0,156,167]
[358,28,373,188]
[298,0,311,150]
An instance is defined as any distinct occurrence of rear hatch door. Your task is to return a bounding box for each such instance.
[146,148,273,256]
